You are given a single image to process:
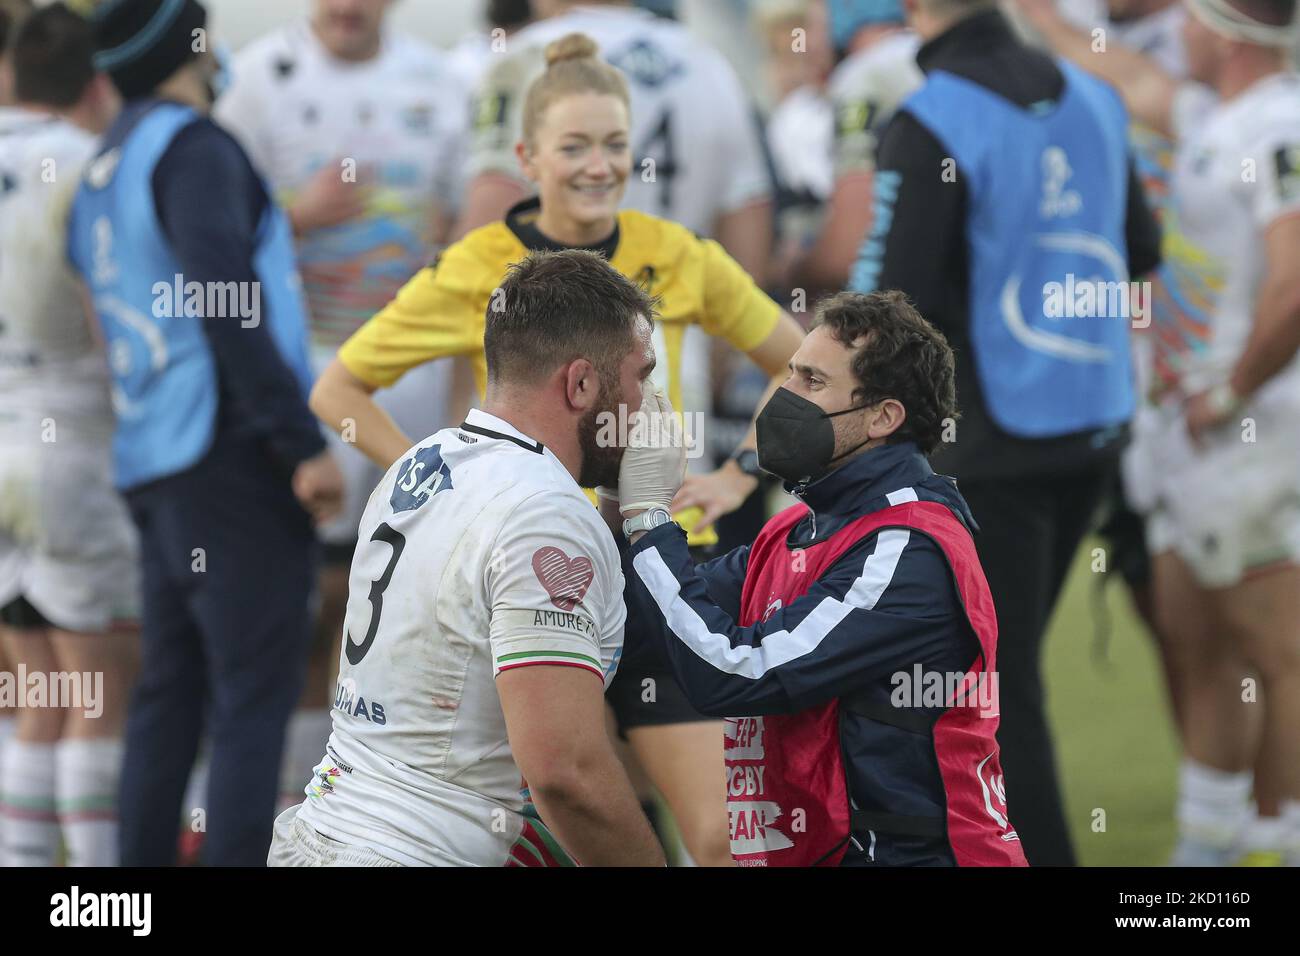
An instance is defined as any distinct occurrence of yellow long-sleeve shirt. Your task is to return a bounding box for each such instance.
[338,198,782,546]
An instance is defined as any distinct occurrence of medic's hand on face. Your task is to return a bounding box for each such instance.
[617,379,687,518]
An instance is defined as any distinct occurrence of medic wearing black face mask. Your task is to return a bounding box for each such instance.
[622,291,1027,867]
[754,386,878,488]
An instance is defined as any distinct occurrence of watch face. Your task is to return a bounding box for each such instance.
[625,508,672,538]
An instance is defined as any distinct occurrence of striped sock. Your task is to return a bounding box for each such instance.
[0,740,59,866]
[56,737,123,866]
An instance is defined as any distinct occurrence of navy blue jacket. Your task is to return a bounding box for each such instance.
[626,442,985,865]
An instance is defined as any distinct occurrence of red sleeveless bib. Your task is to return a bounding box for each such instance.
[728,500,1026,866]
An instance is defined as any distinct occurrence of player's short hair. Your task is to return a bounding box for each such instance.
[0,0,35,55]
[812,290,958,455]
[12,3,95,108]
[522,32,630,147]
[485,248,657,388]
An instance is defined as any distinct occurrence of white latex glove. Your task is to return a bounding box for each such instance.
[618,381,687,517]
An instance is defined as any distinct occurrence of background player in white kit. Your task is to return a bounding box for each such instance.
[756,0,835,294]
[1017,0,1300,864]
[270,249,671,866]
[0,2,135,866]
[781,0,921,297]
[215,0,471,810]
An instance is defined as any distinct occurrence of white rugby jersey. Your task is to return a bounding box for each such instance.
[215,22,469,349]
[468,4,771,236]
[0,108,110,434]
[296,409,626,867]
[825,30,922,180]
[1151,73,1300,406]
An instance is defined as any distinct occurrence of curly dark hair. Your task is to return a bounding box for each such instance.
[811,290,958,455]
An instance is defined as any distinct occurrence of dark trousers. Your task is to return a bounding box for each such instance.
[119,436,317,866]
[959,461,1113,867]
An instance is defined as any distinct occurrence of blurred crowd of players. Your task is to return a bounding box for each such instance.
[0,0,1297,866]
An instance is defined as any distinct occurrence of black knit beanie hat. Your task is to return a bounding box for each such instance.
[91,0,207,100]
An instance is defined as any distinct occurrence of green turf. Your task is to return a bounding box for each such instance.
[1042,538,1181,866]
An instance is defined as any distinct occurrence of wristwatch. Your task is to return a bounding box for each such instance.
[731,449,763,480]
[623,506,674,540]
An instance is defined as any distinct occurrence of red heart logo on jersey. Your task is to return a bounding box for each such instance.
[531,546,595,611]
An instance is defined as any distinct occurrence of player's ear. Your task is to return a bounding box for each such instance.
[563,358,599,412]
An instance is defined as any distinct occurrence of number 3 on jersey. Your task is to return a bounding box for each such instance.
[345,522,406,665]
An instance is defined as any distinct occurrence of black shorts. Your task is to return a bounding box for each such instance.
[0,594,50,630]
[606,660,712,736]
[606,543,716,735]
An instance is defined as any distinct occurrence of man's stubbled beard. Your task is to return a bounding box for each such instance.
[577,370,625,489]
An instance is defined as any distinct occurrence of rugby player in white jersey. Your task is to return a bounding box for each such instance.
[757,0,835,295]
[214,0,470,811]
[1017,0,1300,865]
[783,0,922,297]
[270,249,671,867]
[0,2,134,866]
